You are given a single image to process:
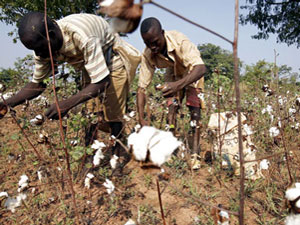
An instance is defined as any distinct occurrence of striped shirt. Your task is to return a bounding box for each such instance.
[32,14,123,84]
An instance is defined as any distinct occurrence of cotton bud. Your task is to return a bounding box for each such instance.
[103,179,115,195]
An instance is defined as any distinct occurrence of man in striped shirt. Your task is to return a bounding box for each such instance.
[0,12,140,160]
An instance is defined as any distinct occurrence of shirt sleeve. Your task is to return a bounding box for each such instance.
[83,37,110,84]
[32,55,52,83]
[138,52,155,88]
[180,38,204,73]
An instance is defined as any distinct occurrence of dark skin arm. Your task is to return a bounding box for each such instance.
[162,64,206,97]
[3,82,47,107]
[0,82,46,118]
[45,76,110,120]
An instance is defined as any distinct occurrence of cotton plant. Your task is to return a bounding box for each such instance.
[103,179,115,195]
[285,183,300,225]
[84,173,95,189]
[127,126,182,167]
[37,170,43,181]
[91,140,106,166]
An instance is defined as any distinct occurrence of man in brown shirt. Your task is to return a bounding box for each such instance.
[137,17,206,169]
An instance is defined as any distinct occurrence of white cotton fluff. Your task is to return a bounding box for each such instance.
[148,130,182,167]
[124,219,136,225]
[260,159,270,170]
[129,111,136,118]
[4,193,27,213]
[269,127,280,137]
[218,210,229,225]
[285,214,300,225]
[37,170,42,181]
[190,120,197,128]
[103,179,115,195]
[91,140,106,166]
[123,115,130,122]
[93,149,105,166]
[285,184,300,201]
[127,126,158,161]
[110,154,119,169]
[127,126,181,167]
[84,173,95,189]
[99,0,114,7]
[18,175,29,192]
[2,92,13,99]
[243,124,253,136]
[0,192,8,198]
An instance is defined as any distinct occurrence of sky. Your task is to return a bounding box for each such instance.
[0,0,299,73]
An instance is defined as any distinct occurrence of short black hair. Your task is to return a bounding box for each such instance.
[140,17,162,34]
[18,12,54,40]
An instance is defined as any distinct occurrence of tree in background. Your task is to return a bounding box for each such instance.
[0,0,98,41]
[240,0,300,48]
[198,43,239,80]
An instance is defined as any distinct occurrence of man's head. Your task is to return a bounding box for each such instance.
[140,17,165,55]
[18,12,63,58]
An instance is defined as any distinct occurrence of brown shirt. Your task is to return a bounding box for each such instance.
[138,30,204,91]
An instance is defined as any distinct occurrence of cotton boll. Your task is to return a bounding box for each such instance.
[18,175,29,192]
[129,111,135,118]
[123,115,130,122]
[260,159,270,170]
[103,179,115,195]
[286,187,300,201]
[37,170,42,181]
[99,0,114,7]
[110,154,119,169]
[84,173,94,189]
[30,114,44,126]
[91,140,106,150]
[269,127,280,137]
[0,192,8,198]
[124,219,136,225]
[4,193,27,213]
[93,149,105,166]
[285,214,300,225]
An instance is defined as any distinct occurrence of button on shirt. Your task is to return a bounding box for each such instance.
[32,14,123,84]
[138,30,205,91]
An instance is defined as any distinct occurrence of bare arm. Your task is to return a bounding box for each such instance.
[45,76,110,120]
[4,82,47,107]
[162,64,206,97]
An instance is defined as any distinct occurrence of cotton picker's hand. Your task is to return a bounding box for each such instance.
[45,100,70,120]
[0,102,8,119]
[162,82,181,98]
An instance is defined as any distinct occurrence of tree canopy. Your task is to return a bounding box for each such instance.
[240,0,300,48]
[198,43,239,80]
